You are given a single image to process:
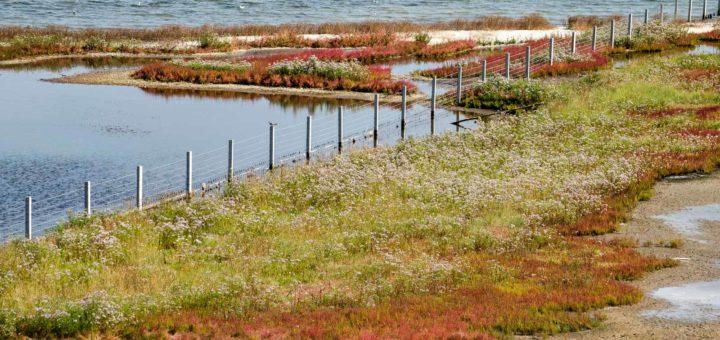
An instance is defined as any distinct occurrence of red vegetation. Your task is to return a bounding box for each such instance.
[533,52,610,77]
[631,105,720,120]
[676,128,720,138]
[698,30,720,42]
[133,62,414,94]
[248,31,397,48]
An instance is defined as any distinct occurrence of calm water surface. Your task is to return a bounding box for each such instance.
[1,0,716,28]
[0,58,465,239]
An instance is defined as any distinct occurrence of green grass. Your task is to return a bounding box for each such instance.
[0,52,719,338]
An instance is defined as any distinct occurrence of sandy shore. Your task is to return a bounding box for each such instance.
[558,172,720,339]
[47,69,425,103]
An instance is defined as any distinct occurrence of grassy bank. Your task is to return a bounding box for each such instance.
[0,52,719,337]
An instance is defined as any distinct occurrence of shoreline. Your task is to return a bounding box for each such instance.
[567,172,720,338]
[47,69,426,103]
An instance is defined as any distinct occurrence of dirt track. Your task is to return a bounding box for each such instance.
[561,172,720,339]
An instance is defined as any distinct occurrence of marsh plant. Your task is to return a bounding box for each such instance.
[268,56,369,81]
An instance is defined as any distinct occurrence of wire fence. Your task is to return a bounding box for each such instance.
[1,3,717,242]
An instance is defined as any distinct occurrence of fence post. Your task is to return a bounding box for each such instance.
[505,52,511,79]
[660,4,665,23]
[610,20,616,48]
[337,107,344,154]
[456,64,463,105]
[481,60,487,82]
[136,166,143,210]
[592,26,597,51]
[628,13,633,36]
[373,94,379,148]
[549,37,555,66]
[525,45,531,80]
[227,139,234,181]
[689,0,694,21]
[85,181,91,216]
[186,151,193,197]
[644,9,649,24]
[25,196,32,240]
[717,0,720,15]
[431,76,437,115]
[305,116,312,162]
[702,0,707,19]
[571,31,577,54]
[268,123,276,170]
[430,76,436,136]
[401,86,407,139]
[675,0,679,19]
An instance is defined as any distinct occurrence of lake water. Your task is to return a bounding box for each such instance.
[0,58,468,240]
[1,0,716,28]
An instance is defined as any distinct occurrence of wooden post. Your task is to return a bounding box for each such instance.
[337,107,344,154]
[675,0,679,19]
[136,166,143,210]
[571,31,577,54]
[305,116,312,162]
[227,139,234,181]
[610,20,616,48]
[84,181,91,216]
[628,13,633,36]
[430,76,436,136]
[644,9,649,24]
[592,26,597,51]
[702,0,707,19]
[25,196,32,240]
[186,151,192,197]
[373,94,379,148]
[481,60,487,82]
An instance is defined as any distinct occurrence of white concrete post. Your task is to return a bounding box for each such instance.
[25,196,32,240]
[456,64,463,105]
[481,60,487,82]
[401,86,407,139]
[136,166,143,210]
[660,4,665,23]
[571,31,577,54]
[84,181,91,216]
[268,123,276,170]
[430,76,436,136]
[717,0,720,15]
[227,139,234,181]
[305,116,312,161]
[525,46,531,80]
[628,13,633,36]
[373,94,379,148]
[689,0,694,21]
[675,0,679,19]
[645,9,649,24]
[430,76,437,115]
[702,0,707,19]
[610,20,616,48]
[186,151,192,197]
[549,37,555,66]
[337,107,344,154]
[504,52,511,78]
[592,26,597,51]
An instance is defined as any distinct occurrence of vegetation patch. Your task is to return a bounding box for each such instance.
[611,23,697,54]
[0,51,719,338]
[457,77,550,111]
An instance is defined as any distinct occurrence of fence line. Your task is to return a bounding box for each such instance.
[2,5,717,242]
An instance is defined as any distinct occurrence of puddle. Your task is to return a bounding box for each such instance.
[655,204,720,237]
[644,279,720,322]
[687,44,720,55]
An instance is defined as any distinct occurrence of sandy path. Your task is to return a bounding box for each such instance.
[559,172,720,339]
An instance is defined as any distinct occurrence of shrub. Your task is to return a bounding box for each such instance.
[533,52,610,77]
[414,32,431,44]
[268,56,369,81]
[461,78,550,111]
[170,59,251,72]
[198,32,231,50]
[612,23,696,53]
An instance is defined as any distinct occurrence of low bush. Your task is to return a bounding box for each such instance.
[268,56,368,81]
[460,78,550,111]
[612,23,697,53]
[533,52,610,77]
